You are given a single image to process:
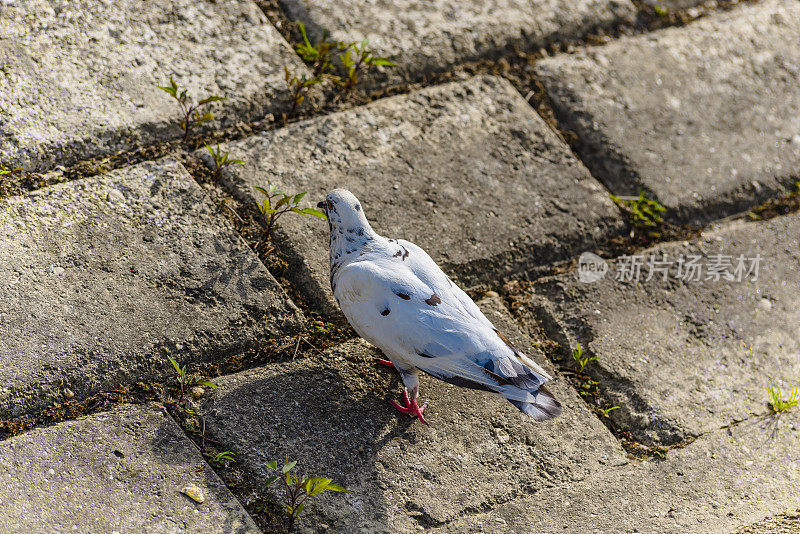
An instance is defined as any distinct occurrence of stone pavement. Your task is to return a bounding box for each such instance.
[277,0,635,85]
[521,211,800,446]
[0,159,303,419]
[2,0,800,532]
[0,0,308,171]
[535,0,800,224]
[0,404,259,533]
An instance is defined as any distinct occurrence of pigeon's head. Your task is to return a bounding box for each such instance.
[317,189,373,235]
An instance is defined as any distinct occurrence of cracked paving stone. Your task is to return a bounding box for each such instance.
[197,295,626,533]
[0,404,260,533]
[278,0,635,86]
[512,211,800,446]
[208,75,624,319]
[0,0,309,171]
[535,0,800,224]
[430,411,800,534]
[0,159,303,419]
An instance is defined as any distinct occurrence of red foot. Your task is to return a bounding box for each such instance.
[377,358,395,368]
[390,389,428,425]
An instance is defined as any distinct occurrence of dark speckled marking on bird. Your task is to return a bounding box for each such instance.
[424,294,441,306]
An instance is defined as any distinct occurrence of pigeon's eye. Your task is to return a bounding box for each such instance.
[326,200,334,211]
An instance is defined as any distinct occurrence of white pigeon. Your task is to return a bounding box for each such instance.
[317,189,562,424]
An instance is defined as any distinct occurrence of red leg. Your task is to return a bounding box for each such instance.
[377,358,394,368]
[389,388,428,425]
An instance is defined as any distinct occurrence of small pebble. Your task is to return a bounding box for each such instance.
[181,484,204,503]
[191,386,205,399]
[64,388,75,399]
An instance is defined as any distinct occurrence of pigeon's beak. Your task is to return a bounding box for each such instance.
[316,200,326,210]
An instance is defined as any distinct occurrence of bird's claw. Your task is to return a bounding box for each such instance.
[390,388,428,425]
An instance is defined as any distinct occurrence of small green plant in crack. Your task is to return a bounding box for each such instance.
[167,355,219,402]
[337,38,395,97]
[254,182,326,242]
[610,191,667,236]
[295,22,340,79]
[284,67,324,119]
[0,163,21,177]
[157,77,226,141]
[569,345,599,398]
[211,451,236,467]
[653,4,669,17]
[747,181,800,221]
[205,142,244,178]
[599,405,620,418]
[264,459,348,532]
[572,345,598,374]
[767,381,799,414]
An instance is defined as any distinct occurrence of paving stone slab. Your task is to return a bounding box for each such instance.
[430,411,800,533]
[0,0,309,172]
[0,403,259,533]
[211,75,624,318]
[535,0,800,224]
[737,508,800,534]
[0,159,303,419]
[517,212,800,445]
[197,295,626,533]
[278,0,635,86]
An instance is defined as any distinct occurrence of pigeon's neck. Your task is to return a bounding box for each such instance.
[328,220,377,267]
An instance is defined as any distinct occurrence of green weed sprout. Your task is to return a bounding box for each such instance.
[600,406,620,417]
[264,459,348,532]
[295,22,339,78]
[653,4,669,16]
[338,39,395,96]
[167,355,219,402]
[254,182,326,241]
[284,67,324,119]
[205,143,244,177]
[572,345,598,373]
[157,77,226,141]
[211,451,236,466]
[0,163,21,176]
[767,381,800,414]
[610,191,667,230]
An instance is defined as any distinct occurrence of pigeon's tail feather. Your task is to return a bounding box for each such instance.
[508,385,562,421]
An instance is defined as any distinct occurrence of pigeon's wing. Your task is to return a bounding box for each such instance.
[396,239,494,328]
[335,254,561,421]
[397,239,553,378]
